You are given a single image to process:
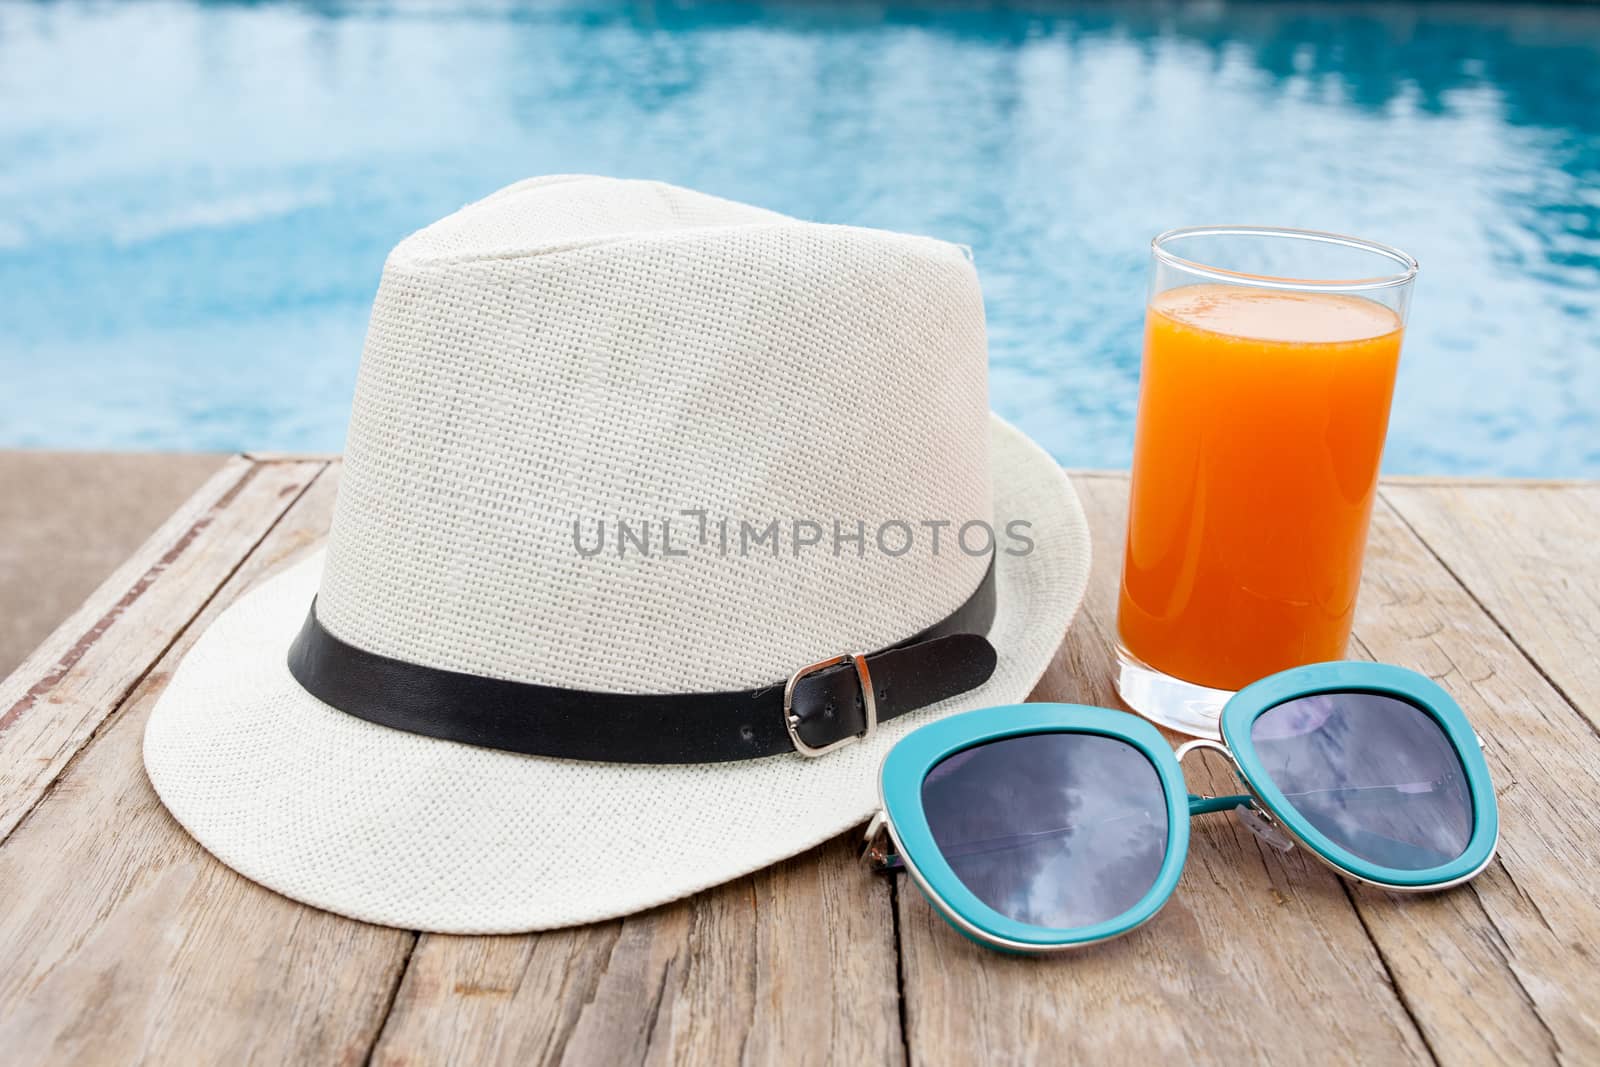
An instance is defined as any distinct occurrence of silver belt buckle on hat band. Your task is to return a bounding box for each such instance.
[783,654,877,758]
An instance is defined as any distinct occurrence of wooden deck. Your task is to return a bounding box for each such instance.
[1,456,1597,1065]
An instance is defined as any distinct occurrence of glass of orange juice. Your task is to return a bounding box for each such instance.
[1116,226,1417,738]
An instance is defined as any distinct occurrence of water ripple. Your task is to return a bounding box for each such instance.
[0,0,1596,474]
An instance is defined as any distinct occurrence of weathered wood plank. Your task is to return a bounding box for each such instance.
[370,835,903,1066]
[5,461,1596,1066]
[0,464,415,1066]
[241,451,345,464]
[1333,495,1600,1063]
[894,475,1434,1065]
[1381,482,1600,730]
[0,456,321,844]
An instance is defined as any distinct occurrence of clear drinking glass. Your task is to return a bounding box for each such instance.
[1116,227,1418,738]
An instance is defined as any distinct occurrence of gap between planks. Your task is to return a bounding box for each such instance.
[1338,495,1593,1061]
[900,474,1439,1066]
[0,455,908,1066]
[6,461,1597,1065]
[0,461,420,1066]
[0,456,256,735]
[1377,485,1598,744]
[0,456,326,847]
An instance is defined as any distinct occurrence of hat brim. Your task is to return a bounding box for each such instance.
[143,415,1092,933]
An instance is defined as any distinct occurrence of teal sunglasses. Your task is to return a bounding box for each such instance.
[863,662,1498,954]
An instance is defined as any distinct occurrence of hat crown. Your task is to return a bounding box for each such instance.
[316,176,994,693]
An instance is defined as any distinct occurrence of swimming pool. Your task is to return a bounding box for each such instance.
[2,0,1597,475]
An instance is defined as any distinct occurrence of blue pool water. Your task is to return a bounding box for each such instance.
[1,0,1597,474]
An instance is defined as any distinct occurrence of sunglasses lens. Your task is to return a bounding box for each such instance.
[1250,692,1473,871]
[921,733,1169,930]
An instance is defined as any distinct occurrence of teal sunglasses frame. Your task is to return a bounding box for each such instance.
[865,661,1499,954]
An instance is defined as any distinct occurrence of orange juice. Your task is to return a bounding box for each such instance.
[1117,283,1403,692]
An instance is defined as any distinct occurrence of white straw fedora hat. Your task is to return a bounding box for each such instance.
[143,175,1092,933]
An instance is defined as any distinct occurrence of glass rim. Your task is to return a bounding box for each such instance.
[1151,225,1419,294]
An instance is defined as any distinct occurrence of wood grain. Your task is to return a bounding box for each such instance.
[893,475,1433,1066]
[370,836,903,1066]
[1334,493,1600,1063]
[3,461,1600,1067]
[0,464,415,1066]
[1381,482,1600,729]
[0,457,320,844]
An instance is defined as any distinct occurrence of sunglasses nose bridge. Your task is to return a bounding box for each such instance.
[1174,736,1236,770]
[1173,737,1298,851]
[1175,735,1254,807]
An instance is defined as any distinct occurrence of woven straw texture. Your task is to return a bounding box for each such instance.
[319,175,993,692]
[145,419,1089,932]
[142,176,1094,931]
